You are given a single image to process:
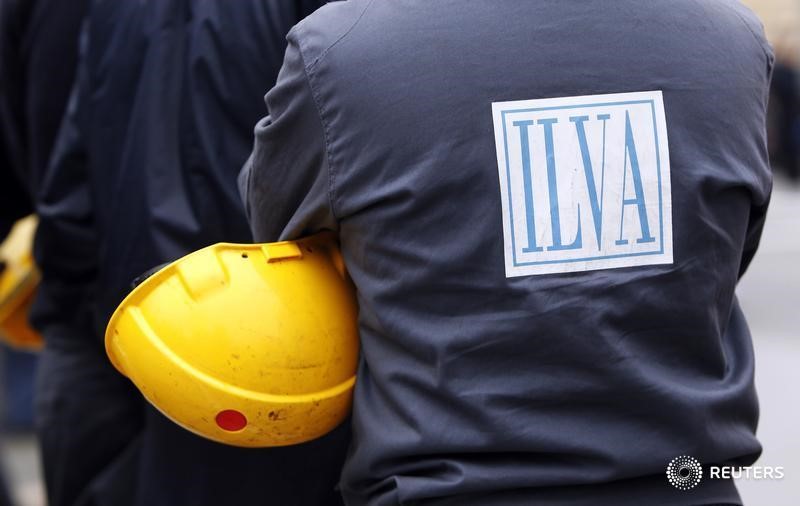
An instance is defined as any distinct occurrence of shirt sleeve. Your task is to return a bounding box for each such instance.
[28,21,97,331]
[239,29,336,244]
[33,22,96,287]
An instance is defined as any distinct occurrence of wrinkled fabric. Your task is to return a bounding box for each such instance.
[35,1,348,505]
[241,1,773,505]
[34,0,312,334]
[35,322,143,506]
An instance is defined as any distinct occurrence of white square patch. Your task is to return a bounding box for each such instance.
[491,91,673,277]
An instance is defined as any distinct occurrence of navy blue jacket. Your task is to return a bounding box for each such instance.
[35,1,349,505]
[241,1,773,504]
[34,0,326,336]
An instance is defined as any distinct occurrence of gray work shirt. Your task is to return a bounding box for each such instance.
[240,1,773,504]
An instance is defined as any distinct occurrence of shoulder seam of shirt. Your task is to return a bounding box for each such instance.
[296,40,340,221]
[304,0,376,72]
[720,2,774,64]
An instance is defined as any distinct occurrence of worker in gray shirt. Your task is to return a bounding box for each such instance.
[240,1,773,504]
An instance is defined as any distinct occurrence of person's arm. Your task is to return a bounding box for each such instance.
[33,20,96,300]
[239,28,336,243]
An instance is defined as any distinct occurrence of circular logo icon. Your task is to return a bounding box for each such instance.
[666,455,703,490]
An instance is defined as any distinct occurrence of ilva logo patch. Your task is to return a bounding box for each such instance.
[491,91,673,277]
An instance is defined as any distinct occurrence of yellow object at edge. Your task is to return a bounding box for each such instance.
[0,215,43,351]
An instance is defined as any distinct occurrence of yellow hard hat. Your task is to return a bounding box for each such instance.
[0,215,43,351]
[105,233,359,447]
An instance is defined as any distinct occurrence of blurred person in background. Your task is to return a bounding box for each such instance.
[1,0,89,503]
[32,0,349,505]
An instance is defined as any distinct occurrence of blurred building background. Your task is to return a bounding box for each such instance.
[742,0,800,63]
[0,1,798,505]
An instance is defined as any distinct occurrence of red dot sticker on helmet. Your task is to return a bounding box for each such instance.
[215,410,247,432]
